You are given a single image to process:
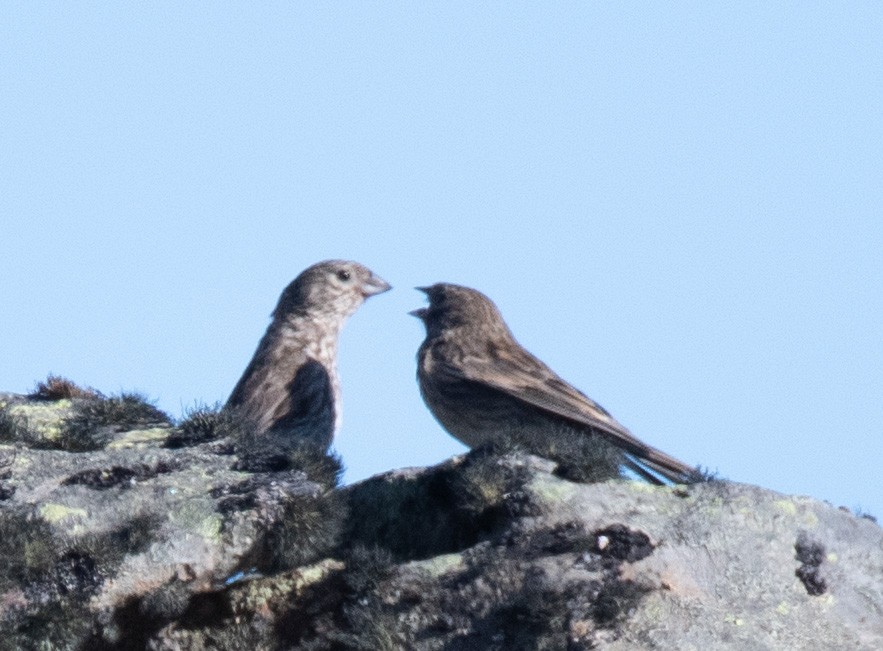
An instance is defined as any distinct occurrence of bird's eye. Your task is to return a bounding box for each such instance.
[336,270,352,282]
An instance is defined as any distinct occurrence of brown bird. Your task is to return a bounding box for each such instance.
[411,283,698,484]
[227,260,390,451]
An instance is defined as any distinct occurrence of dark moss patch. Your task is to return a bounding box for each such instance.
[795,533,827,596]
[544,433,624,484]
[93,594,169,651]
[690,465,721,483]
[344,449,531,563]
[167,403,253,449]
[470,557,650,647]
[592,525,654,563]
[0,507,58,589]
[54,393,171,452]
[143,580,210,626]
[29,375,101,401]
[341,545,395,596]
[0,446,15,475]
[482,566,578,650]
[591,577,651,626]
[232,435,344,489]
[853,507,878,524]
[474,427,625,485]
[213,470,346,573]
[0,447,15,498]
[501,521,595,559]
[61,461,179,490]
[2,600,97,651]
[291,532,654,651]
[0,407,36,445]
[265,491,348,572]
[0,507,161,650]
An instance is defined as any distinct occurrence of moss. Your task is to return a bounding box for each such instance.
[61,461,179,490]
[55,392,171,452]
[232,436,344,490]
[0,406,37,445]
[692,465,722,482]
[344,449,534,563]
[3,600,97,651]
[591,524,655,563]
[292,542,654,650]
[265,491,348,572]
[341,545,395,595]
[284,444,344,489]
[0,508,160,650]
[484,423,624,484]
[167,403,251,448]
[794,533,827,596]
[29,375,101,401]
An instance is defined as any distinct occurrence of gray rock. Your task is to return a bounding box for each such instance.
[1,390,881,650]
[0,392,334,649]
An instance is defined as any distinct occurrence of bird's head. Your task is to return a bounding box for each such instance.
[411,283,511,340]
[274,260,391,321]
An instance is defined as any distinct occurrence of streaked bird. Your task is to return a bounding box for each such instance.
[227,260,390,451]
[411,283,697,484]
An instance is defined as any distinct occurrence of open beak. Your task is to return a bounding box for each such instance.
[410,286,432,319]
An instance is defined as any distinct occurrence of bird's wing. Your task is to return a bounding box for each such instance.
[227,353,276,432]
[229,353,335,445]
[441,345,697,483]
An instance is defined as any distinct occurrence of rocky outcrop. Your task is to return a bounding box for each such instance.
[1,384,881,650]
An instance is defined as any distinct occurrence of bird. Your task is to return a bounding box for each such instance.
[411,283,698,484]
[226,260,391,454]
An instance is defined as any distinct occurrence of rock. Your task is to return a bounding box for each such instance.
[1,389,881,650]
[0,392,337,649]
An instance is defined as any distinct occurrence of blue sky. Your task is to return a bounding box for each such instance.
[2,4,881,518]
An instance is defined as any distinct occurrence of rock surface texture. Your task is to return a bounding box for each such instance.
[1,388,881,650]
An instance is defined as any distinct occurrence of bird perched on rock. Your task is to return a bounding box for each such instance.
[411,283,698,484]
[227,260,390,453]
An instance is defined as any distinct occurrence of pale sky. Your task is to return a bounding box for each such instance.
[2,4,881,519]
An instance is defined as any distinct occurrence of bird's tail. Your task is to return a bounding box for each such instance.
[623,447,702,485]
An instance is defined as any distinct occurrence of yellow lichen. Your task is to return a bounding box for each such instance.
[410,552,464,578]
[774,500,798,516]
[107,427,172,449]
[39,503,88,523]
[8,402,69,441]
[527,474,579,504]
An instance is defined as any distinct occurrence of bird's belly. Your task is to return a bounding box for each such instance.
[429,396,546,450]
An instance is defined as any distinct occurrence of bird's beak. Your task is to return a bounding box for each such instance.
[362,275,392,297]
[411,286,432,319]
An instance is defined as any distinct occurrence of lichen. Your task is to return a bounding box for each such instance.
[107,427,173,449]
[410,552,464,578]
[38,503,88,524]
